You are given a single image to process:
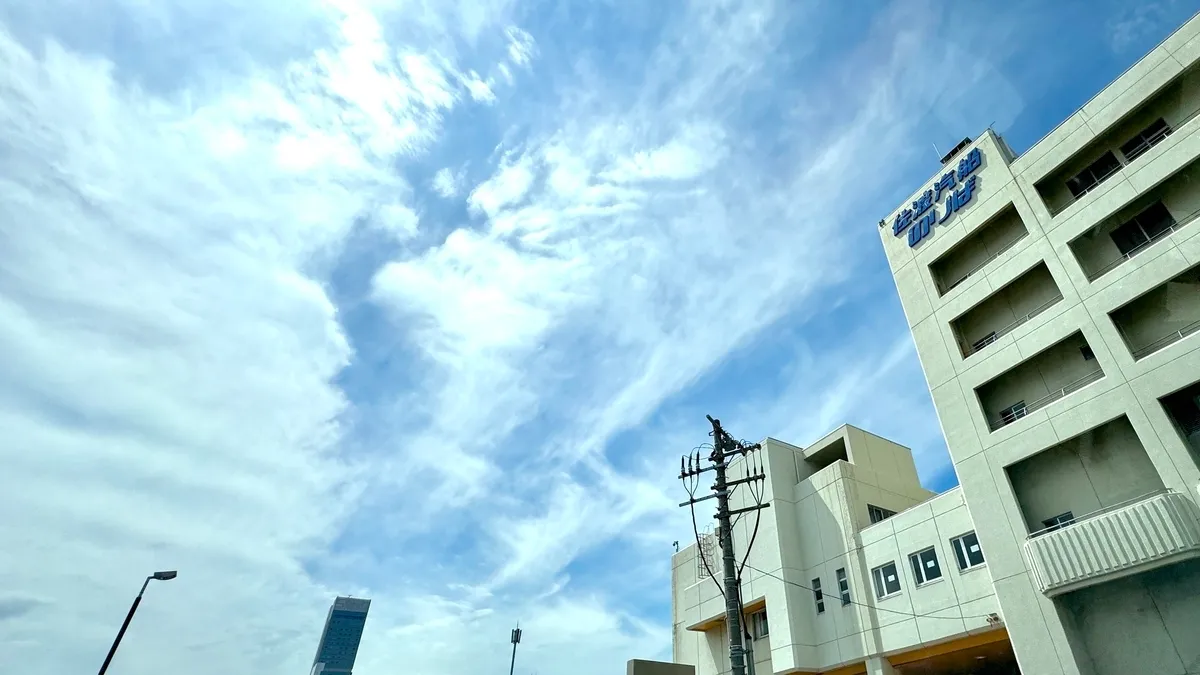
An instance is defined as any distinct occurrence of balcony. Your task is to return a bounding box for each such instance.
[1069,158,1200,282]
[953,262,1064,358]
[1161,381,1200,463]
[1109,262,1200,360]
[1024,490,1200,597]
[977,332,1105,431]
[1036,63,1200,216]
[929,204,1029,296]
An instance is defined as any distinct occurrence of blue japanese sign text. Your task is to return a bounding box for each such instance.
[893,147,983,247]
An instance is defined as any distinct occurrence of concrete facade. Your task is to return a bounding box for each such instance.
[878,10,1200,675]
[672,426,1010,675]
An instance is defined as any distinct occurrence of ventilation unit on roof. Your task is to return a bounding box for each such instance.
[940,136,973,165]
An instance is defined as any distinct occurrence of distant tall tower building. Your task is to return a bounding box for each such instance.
[311,596,370,675]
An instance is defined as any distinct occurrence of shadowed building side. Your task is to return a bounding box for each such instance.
[312,596,371,675]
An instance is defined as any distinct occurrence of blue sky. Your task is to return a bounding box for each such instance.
[0,1,1195,674]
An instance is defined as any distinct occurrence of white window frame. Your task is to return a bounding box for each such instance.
[835,568,851,606]
[908,547,942,586]
[950,531,986,571]
[871,561,902,599]
[750,609,768,639]
[811,578,825,614]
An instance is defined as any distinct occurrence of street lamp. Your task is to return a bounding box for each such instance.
[96,571,178,675]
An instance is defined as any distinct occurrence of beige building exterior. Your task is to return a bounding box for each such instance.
[876,9,1200,675]
[672,10,1200,675]
[672,427,1013,675]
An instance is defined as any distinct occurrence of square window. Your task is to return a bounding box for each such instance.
[871,562,902,599]
[836,568,851,606]
[950,532,986,570]
[751,609,769,639]
[811,578,824,614]
[909,547,942,585]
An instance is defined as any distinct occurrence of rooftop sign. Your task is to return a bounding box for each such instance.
[893,147,982,247]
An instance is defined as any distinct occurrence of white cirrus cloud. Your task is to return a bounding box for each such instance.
[2,1,1180,675]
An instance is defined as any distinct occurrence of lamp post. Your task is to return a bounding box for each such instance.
[96,571,177,675]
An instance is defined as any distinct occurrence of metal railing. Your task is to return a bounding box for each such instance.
[1123,123,1174,162]
[938,234,1028,295]
[963,295,1064,357]
[1085,204,1200,281]
[1131,319,1200,359]
[989,369,1105,431]
[1052,162,1126,215]
[1048,105,1200,217]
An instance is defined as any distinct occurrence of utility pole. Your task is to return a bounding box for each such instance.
[508,623,522,675]
[679,415,770,675]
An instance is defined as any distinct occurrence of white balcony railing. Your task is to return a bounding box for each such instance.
[1024,490,1200,596]
[963,295,1064,357]
[988,369,1105,431]
[1131,319,1200,360]
[939,233,1028,295]
[1050,105,1200,217]
[1085,204,1200,282]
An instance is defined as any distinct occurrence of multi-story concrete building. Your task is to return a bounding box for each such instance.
[672,10,1200,675]
[875,10,1200,675]
[312,596,371,675]
[672,426,1014,675]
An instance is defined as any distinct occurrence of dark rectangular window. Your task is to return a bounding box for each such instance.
[1042,512,1076,532]
[812,578,825,614]
[998,401,1027,426]
[871,562,902,598]
[1119,118,1172,162]
[1066,151,1122,199]
[751,609,769,639]
[972,332,998,353]
[1109,202,1177,256]
[951,532,986,570]
[909,547,942,585]
[868,504,897,524]
[1080,346,1095,361]
[836,568,851,606]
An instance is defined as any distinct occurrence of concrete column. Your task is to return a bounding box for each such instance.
[866,656,897,675]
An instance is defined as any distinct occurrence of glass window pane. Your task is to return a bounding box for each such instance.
[922,549,941,581]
